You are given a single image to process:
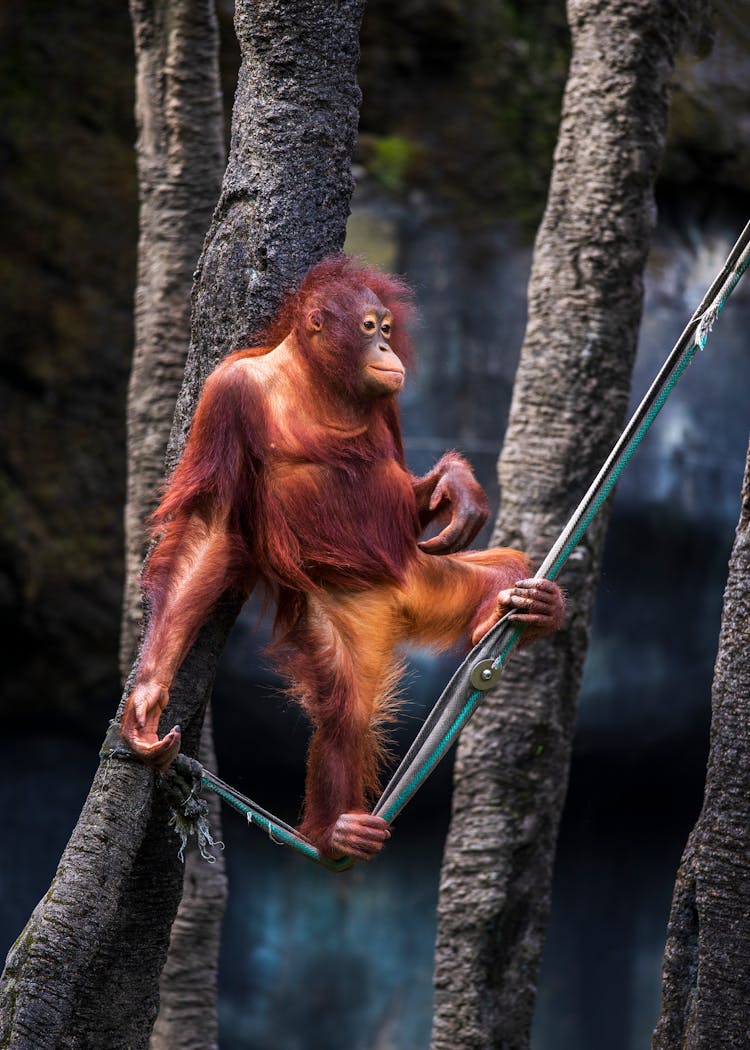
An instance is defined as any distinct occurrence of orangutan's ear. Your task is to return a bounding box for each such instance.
[306,308,323,333]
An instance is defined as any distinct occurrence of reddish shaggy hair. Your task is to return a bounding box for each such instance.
[122,253,557,860]
[260,255,416,402]
[145,256,419,626]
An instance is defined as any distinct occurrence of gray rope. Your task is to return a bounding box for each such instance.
[163,755,224,863]
[100,725,224,863]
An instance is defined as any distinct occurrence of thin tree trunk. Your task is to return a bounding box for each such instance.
[653,440,750,1048]
[125,5,228,1048]
[431,2,687,1048]
[0,2,365,1046]
[151,718,227,1050]
[122,0,224,672]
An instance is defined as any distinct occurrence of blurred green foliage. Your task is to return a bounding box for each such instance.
[369,135,422,193]
[358,0,570,228]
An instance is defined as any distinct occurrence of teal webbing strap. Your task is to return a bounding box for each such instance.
[538,230,750,586]
[374,626,521,823]
[203,221,750,869]
[372,220,750,830]
[200,770,353,872]
[546,340,698,583]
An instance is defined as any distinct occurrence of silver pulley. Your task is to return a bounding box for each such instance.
[469,658,502,691]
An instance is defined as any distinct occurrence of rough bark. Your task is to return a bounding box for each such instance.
[125,6,228,1049]
[653,440,750,1048]
[122,0,225,673]
[150,718,226,1050]
[431,3,688,1048]
[0,2,365,1046]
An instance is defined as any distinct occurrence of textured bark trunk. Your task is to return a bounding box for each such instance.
[122,0,224,673]
[431,3,687,1048]
[150,718,227,1050]
[0,1,365,1046]
[653,441,750,1049]
[125,5,228,1048]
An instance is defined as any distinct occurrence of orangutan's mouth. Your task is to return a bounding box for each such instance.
[369,366,404,381]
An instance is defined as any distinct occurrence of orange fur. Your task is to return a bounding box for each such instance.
[121,257,546,858]
[284,548,530,848]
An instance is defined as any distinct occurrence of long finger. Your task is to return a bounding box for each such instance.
[514,579,560,596]
[337,812,389,829]
[333,835,388,859]
[428,478,449,511]
[334,825,390,843]
[419,534,460,555]
[419,516,479,554]
[509,612,557,624]
[346,833,390,853]
[338,829,391,848]
[136,728,181,770]
[337,824,391,845]
[510,589,557,608]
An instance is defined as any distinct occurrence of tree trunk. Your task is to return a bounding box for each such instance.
[0,1,365,1046]
[125,5,228,1048]
[122,0,224,673]
[653,440,750,1048]
[150,718,227,1050]
[431,3,687,1048]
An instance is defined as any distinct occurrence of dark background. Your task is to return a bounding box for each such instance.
[1,2,749,1047]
